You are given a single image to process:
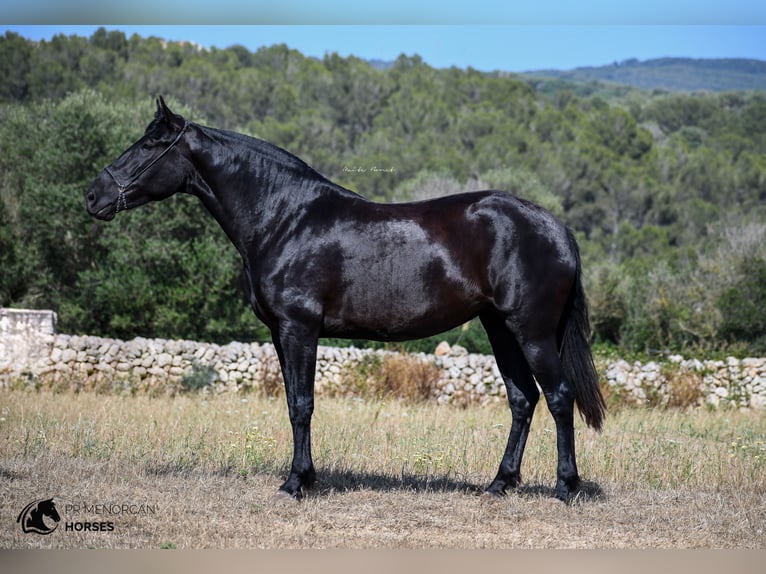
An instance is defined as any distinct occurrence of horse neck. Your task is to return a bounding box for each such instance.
[186,124,340,256]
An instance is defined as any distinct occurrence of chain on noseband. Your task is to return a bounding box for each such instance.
[104,121,190,213]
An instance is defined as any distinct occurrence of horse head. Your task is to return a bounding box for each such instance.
[86,96,191,220]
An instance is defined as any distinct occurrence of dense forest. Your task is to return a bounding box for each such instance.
[1,29,765,356]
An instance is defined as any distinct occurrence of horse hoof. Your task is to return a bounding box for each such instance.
[555,477,581,503]
[270,490,300,505]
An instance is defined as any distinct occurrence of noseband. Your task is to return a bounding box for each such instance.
[104,121,190,213]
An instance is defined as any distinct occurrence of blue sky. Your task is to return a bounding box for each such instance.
[3,24,765,73]
[2,1,765,72]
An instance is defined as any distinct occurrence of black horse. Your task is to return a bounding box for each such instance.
[87,97,605,502]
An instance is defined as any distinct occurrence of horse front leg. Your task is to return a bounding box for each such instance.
[272,322,319,500]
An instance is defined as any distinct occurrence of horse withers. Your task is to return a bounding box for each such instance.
[86,97,605,502]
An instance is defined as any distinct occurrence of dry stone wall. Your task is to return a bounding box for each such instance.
[604,355,766,410]
[1,308,765,410]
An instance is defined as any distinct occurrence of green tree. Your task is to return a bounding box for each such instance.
[0,31,32,101]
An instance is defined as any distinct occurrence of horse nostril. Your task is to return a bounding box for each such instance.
[87,191,96,204]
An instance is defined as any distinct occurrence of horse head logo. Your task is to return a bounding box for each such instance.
[17,498,61,535]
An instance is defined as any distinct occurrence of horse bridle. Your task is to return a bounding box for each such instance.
[104,120,190,213]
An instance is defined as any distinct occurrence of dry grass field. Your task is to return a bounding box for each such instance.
[1,388,764,549]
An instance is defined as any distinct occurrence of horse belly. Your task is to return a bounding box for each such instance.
[323,236,486,340]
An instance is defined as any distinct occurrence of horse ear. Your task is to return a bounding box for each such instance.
[158,95,173,122]
[156,95,185,128]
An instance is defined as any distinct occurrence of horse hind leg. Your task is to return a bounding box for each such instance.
[517,334,581,501]
[480,313,540,497]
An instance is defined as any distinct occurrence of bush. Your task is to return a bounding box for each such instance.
[717,257,766,354]
[663,369,705,410]
[374,354,442,402]
[332,354,441,402]
[587,261,627,345]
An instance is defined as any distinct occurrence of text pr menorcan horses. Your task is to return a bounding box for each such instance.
[86,97,605,502]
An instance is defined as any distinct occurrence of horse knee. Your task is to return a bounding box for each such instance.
[287,395,314,425]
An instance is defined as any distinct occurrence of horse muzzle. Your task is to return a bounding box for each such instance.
[85,177,118,221]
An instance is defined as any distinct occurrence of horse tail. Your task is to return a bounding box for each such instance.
[559,228,605,432]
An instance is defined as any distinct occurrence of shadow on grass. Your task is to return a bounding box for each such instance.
[0,466,24,481]
[141,461,605,504]
[310,468,605,504]
[311,467,486,496]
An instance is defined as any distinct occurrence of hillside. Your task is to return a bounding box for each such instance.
[523,57,766,92]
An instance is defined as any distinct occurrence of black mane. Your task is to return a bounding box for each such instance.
[210,124,326,180]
